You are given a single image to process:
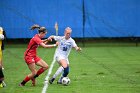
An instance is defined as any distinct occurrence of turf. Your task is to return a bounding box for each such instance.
[0,43,140,93]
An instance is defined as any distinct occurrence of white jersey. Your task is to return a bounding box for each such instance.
[54,36,77,58]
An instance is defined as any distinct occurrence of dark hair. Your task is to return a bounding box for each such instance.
[30,24,47,33]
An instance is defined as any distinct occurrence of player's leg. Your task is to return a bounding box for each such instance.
[34,59,49,78]
[57,59,69,84]
[57,58,70,84]
[1,51,4,70]
[19,63,36,86]
[49,66,64,84]
[31,56,48,86]
[0,50,5,87]
[30,59,48,86]
[57,66,70,84]
[49,56,68,84]
[0,66,4,87]
[53,66,64,79]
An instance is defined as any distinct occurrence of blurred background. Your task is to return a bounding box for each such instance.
[0,1,140,93]
[0,0,139,46]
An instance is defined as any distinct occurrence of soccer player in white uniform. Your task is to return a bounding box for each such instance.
[48,27,81,84]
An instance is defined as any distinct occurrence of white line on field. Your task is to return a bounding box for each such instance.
[41,55,56,93]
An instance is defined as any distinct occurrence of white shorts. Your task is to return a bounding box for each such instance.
[55,55,69,65]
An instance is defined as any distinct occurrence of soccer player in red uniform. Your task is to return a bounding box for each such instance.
[19,24,57,86]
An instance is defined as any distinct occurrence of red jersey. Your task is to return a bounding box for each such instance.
[24,34,42,57]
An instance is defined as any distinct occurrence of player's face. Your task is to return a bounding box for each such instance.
[40,32,47,38]
[65,30,71,39]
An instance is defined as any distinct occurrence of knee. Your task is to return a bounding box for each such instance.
[32,73,36,76]
[61,63,68,68]
[31,70,37,76]
[43,65,49,70]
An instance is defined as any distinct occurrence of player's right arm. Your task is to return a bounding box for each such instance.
[47,35,55,41]
[48,35,61,42]
[40,42,57,48]
[34,37,56,48]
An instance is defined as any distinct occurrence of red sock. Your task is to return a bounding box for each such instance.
[37,68,45,76]
[21,76,31,85]
[24,76,31,82]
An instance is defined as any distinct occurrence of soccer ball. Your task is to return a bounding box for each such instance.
[62,77,70,86]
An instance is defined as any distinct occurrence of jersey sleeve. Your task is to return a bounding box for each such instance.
[34,37,42,45]
[71,39,77,47]
[54,36,62,41]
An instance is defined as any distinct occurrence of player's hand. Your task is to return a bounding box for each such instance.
[47,37,52,42]
[56,42,59,46]
[43,39,48,44]
[76,47,82,51]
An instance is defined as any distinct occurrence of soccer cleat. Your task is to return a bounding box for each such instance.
[0,83,4,88]
[2,81,6,87]
[57,77,63,84]
[49,78,55,84]
[2,67,4,70]
[19,83,25,87]
[57,81,62,84]
[0,81,6,88]
[31,78,36,86]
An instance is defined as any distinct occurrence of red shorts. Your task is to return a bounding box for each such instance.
[24,55,41,65]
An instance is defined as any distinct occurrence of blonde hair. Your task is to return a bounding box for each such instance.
[65,27,72,32]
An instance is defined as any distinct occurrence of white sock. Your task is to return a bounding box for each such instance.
[53,66,64,79]
[58,75,63,82]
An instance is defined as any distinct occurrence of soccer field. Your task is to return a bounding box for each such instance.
[0,44,140,93]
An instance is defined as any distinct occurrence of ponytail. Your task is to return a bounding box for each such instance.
[30,24,47,33]
[30,24,40,30]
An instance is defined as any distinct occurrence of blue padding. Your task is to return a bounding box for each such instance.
[0,0,139,38]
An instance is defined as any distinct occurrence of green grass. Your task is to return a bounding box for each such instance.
[0,43,140,93]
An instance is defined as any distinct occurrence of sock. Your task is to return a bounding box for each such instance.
[53,66,64,79]
[58,66,69,83]
[58,75,63,83]
[0,68,4,78]
[34,68,45,78]
[21,76,30,85]
[0,68,4,83]
[63,66,69,77]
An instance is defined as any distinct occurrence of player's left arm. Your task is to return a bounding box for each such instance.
[72,39,82,51]
[40,42,57,48]
[74,46,82,51]
[47,35,55,41]
[42,39,49,44]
